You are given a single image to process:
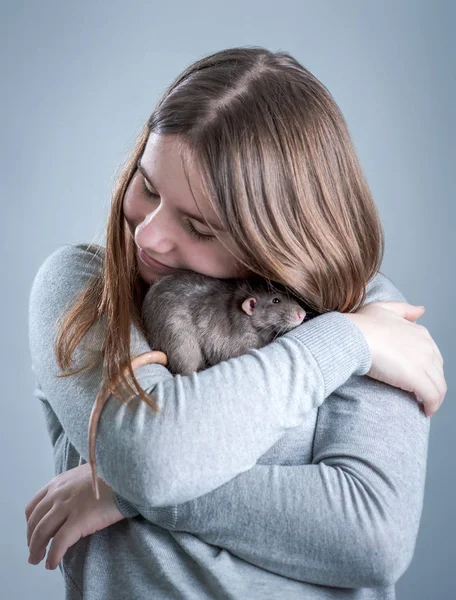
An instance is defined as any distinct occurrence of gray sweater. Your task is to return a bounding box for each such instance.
[28,243,430,600]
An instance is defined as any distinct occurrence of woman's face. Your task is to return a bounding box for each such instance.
[123,133,250,285]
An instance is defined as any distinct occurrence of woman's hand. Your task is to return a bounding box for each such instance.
[25,463,124,570]
[345,302,446,417]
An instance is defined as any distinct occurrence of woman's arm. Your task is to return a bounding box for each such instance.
[130,379,429,589]
[109,273,430,588]
[29,244,371,509]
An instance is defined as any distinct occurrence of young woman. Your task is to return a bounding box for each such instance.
[26,47,445,599]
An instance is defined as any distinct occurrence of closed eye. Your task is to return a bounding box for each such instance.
[140,179,215,242]
[141,179,159,200]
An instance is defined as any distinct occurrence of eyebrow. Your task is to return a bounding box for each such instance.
[136,159,225,232]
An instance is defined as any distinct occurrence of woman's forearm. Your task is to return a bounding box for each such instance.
[115,374,429,589]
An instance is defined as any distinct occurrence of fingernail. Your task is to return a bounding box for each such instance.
[45,560,51,570]
[28,555,34,564]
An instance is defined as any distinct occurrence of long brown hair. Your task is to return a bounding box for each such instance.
[55,45,384,413]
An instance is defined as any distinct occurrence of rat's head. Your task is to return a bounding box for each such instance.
[238,278,307,343]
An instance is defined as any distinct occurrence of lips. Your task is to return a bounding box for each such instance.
[138,248,174,272]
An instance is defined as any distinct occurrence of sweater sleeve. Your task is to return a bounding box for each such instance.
[28,244,371,509]
[135,381,430,588]
[111,272,430,588]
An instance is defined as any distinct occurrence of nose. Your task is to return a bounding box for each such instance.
[135,203,177,254]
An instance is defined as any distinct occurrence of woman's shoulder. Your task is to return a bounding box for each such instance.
[47,241,106,263]
[365,270,408,305]
[30,243,106,318]
[30,243,108,355]
[35,242,105,281]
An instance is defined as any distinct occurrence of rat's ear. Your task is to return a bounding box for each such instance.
[241,297,257,316]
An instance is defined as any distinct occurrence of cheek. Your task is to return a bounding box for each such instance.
[123,178,143,229]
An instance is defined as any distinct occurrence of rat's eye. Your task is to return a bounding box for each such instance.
[272,298,281,303]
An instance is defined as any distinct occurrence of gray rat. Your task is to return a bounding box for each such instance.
[88,269,307,498]
[141,269,307,375]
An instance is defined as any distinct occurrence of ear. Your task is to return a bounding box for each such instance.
[241,296,257,316]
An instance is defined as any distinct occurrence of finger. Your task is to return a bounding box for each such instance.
[414,321,443,366]
[412,319,443,366]
[29,506,67,564]
[375,302,425,321]
[415,364,444,417]
[45,517,82,570]
[29,547,46,566]
[27,492,53,548]
[25,483,50,522]
[424,360,447,414]
[404,305,425,322]
[430,335,444,366]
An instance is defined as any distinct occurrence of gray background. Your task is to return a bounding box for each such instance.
[2,1,454,598]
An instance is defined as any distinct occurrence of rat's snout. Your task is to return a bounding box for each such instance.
[295,309,306,325]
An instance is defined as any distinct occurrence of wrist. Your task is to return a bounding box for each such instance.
[113,491,141,518]
[283,311,372,396]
